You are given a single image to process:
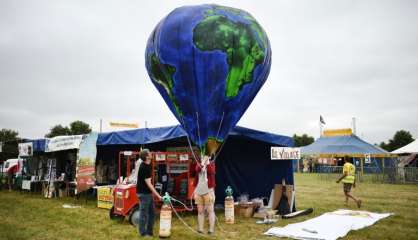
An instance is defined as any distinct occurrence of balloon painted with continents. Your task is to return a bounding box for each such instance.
[145,4,272,155]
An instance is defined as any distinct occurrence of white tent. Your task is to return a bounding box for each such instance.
[392,140,418,154]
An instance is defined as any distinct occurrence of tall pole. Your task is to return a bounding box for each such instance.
[319,122,323,137]
[99,119,103,133]
[352,117,356,135]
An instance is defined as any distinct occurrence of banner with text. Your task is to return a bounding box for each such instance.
[323,128,352,137]
[18,142,33,156]
[45,135,84,152]
[109,122,139,128]
[76,132,98,194]
[271,147,301,160]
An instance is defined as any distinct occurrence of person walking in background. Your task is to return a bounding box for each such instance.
[191,155,216,235]
[136,149,162,237]
[337,156,362,208]
[7,163,18,191]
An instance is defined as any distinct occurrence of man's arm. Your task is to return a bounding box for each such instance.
[145,178,162,200]
[336,172,347,183]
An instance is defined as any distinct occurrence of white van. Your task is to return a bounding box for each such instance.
[2,159,19,173]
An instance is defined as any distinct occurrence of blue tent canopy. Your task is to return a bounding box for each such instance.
[301,135,395,172]
[97,125,293,147]
[30,139,47,152]
[97,125,185,146]
[301,135,391,157]
[97,125,294,203]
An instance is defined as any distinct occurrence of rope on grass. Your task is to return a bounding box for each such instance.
[169,196,237,236]
[169,201,211,238]
[170,196,194,212]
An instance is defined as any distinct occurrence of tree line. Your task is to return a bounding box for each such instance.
[0,121,92,162]
[44,120,91,138]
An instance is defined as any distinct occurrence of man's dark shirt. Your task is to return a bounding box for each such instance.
[136,161,152,194]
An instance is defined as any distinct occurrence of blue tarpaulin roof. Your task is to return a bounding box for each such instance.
[27,126,293,152]
[30,139,47,152]
[97,125,294,202]
[97,125,293,147]
[301,135,392,157]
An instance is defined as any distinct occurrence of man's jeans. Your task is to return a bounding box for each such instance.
[137,193,155,236]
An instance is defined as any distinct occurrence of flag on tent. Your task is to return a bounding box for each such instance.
[320,115,326,125]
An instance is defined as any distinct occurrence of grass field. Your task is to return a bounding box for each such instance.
[0,174,417,240]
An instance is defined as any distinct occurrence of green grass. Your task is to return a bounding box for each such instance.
[0,174,417,240]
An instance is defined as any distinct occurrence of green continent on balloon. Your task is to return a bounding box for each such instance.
[211,5,269,48]
[193,13,265,98]
[149,53,182,116]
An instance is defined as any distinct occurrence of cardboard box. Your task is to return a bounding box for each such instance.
[238,203,254,218]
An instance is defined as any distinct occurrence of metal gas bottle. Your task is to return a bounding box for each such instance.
[225,186,234,224]
[159,193,172,238]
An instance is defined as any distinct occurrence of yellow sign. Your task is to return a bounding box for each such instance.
[323,128,352,137]
[97,186,114,209]
[109,122,139,128]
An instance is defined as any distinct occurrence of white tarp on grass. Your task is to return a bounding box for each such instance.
[265,209,392,240]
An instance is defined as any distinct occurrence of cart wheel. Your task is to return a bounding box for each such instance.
[109,206,124,221]
[128,205,140,226]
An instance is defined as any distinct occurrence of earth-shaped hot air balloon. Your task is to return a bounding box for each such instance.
[145,4,271,156]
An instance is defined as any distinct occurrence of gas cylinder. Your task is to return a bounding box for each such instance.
[159,192,172,238]
[224,186,234,224]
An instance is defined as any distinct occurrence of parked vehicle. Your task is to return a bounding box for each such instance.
[2,159,19,174]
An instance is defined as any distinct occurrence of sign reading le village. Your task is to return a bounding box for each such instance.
[271,147,301,160]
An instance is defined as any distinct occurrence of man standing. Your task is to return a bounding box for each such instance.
[336,156,362,208]
[7,162,19,191]
[136,149,162,237]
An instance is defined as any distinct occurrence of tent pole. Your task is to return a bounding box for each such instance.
[319,122,322,137]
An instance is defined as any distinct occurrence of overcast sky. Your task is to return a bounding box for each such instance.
[0,0,417,144]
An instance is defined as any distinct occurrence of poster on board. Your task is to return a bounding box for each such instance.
[271,147,301,160]
[76,133,98,194]
[18,142,33,157]
[45,135,84,152]
[365,154,371,164]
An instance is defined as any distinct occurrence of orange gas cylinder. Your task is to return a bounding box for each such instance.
[225,186,234,224]
[159,193,172,238]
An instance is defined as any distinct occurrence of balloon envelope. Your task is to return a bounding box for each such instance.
[145,4,272,155]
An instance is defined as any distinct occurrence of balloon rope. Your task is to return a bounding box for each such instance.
[180,115,200,164]
[170,196,194,212]
[209,111,226,163]
[169,201,210,238]
[212,137,227,162]
[215,111,225,141]
[195,112,203,155]
[169,196,236,236]
[186,135,200,164]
